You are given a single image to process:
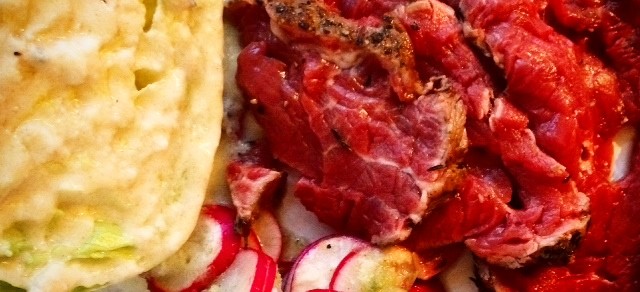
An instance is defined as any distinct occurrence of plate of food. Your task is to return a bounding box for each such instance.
[1,0,639,291]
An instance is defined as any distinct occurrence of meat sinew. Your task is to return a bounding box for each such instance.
[229,0,467,244]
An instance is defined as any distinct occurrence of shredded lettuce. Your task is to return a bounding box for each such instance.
[71,284,105,292]
[74,221,134,260]
[1,226,31,258]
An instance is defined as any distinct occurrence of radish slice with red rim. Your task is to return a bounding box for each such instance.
[147,205,241,292]
[211,248,278,292]
[284,235,370,292]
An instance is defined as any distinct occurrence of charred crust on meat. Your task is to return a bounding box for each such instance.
[298,20,310,30]
[264,0,424,101]
[569,232,582,247]
[370,32,385,44]
[274,3,286,13]
[382,16,393,29]
[429,75,452,92]
[533,231,583,266]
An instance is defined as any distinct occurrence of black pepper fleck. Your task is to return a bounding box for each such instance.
[13,51,21,56]
[298,21,310,30]
[370,32,384,44]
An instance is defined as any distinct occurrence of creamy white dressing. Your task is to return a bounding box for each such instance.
[0,0,224,289]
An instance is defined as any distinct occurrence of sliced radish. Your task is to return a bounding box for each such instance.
[330,246,417,291]
[251,211,282,261]
[210,248,278,292]
[147,205,241,292]
[241,211,282,262]
[285,235,370,292]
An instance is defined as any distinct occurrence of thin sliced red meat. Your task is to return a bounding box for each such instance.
[461,0,601,180]
[409,99,589,268]
[227,162,284,221]
[235,42,324,179]
[236,31,466,243]
[396,0,495,120]
[480,136,640,291]
[548,0,640,122]
[227,140,286,221]
[599,10,640,123]
[409,0,620,268]
[406,150,513,250]
[263,0,425,102]
[329,0,496,120]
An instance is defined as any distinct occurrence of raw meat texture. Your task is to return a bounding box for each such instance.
[548,0,640,122]
[406,151,513,251]
[460,0,624,181]
[479,139,640,291]
[396,0,495,120]
[437,0,638,288]
[236,40,466,244]
[465,100,589,267]
[232,0,468,244]
[227,162,284,221]
[330,0,496,120]
[228,0,640,288]
[408,0,625,268]
[408,100,589,268]
[264,0,425,102]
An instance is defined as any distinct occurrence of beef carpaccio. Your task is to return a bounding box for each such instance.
[224,0,640,290]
